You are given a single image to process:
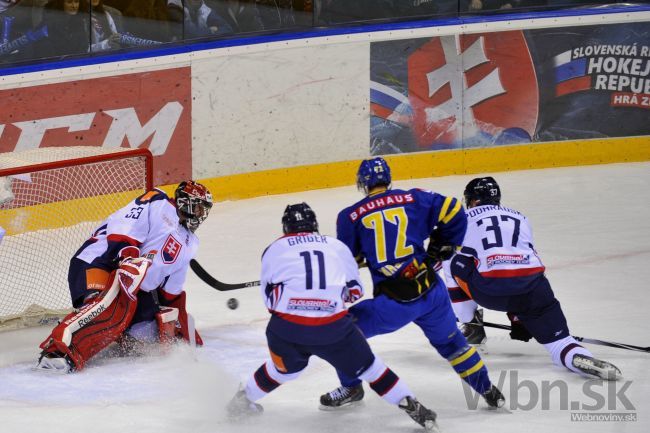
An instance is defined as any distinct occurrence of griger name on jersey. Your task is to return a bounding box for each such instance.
[286,234,328,246]
[467,205,522,218]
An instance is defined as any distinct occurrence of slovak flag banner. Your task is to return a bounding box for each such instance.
[162,235,182,264]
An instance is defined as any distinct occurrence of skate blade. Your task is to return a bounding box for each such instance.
[32,359,72,374]
[593,365,623,381]
[485,399,506,410]
[574,357,622,381]
[424,419,441,433]
[318,400,364,411]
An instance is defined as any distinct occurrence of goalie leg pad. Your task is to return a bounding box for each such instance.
[156,307,179,344]
[159,290,203,346]
[39,259,149,370]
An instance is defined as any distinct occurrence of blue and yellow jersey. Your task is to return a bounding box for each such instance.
[336,188,467,285]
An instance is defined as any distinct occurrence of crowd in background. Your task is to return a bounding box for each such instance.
[0,0,634,65]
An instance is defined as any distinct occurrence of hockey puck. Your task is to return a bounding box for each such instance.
[227,298,239,310]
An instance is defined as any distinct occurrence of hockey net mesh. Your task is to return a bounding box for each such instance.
[0,147,152,331]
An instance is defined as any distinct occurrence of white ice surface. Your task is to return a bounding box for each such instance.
[1,162,648,433]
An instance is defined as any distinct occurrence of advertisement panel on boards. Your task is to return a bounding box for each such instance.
[0,67,191,185]
[370,22,650,154]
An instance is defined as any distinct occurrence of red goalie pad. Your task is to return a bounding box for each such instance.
[159,290,203,346]
[39,258,150,370]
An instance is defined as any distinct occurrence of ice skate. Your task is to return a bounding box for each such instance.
[398,396,440,432]
[34,351,74,374]
[227,388,264,419]
[460,309,487,346]
[319,384,364,410]
[482,384,505,409]
[572,354,622,381]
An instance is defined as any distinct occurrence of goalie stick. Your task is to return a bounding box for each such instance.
[469,321,650,353]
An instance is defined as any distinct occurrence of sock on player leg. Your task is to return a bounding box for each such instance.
[359,357,412,405]
[245,360,301,402]
[448,345,492,394]
[544,335,593,374]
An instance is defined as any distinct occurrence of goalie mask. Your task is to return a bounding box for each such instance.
[282,202,319,234]
[175,181,213,232]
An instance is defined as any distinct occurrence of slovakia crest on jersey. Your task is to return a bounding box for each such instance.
[162,235,182,264]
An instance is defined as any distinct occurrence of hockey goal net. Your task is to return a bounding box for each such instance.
[0,147,153,331]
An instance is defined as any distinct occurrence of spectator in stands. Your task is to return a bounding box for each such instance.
[255,0,295,29]
[0,0,19,13]
[210,0,264,33]
[290,0,313,26]
[463,0,546,12]
[545,0,583,7]
[1,0,48,62]
[81,0,124,51]
[35,0,89,57]
[167,0,233,38]
[315,0,395,25]
[121,0,177,43]
[394,0,442,18]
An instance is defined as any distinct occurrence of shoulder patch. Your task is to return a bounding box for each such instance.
[135,189,169,205]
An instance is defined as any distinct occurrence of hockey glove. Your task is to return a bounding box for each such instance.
[507,313,533,342]
[343,281,363,303]
[116,256,151,301]
[449,254,475,281]
[118,246,140,263]
[426,230,455,263]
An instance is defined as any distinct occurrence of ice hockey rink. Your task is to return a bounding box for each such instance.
[0,161,648,433]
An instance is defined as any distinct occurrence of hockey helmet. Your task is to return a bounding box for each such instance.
[356,157,391,195]
[464,176,501,208]
[175,180,213,232]
[282,202,319,234]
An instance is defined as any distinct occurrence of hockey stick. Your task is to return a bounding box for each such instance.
[189,259,260,291]
[475,320,650,353]
[190,258,369,292]
[190,259,648,353]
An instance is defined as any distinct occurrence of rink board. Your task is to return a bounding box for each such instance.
[0,6,648,200]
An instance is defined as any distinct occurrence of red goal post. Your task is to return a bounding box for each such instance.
[0,147,153,331]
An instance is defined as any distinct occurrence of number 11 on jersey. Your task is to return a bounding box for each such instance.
[300,250,326,290]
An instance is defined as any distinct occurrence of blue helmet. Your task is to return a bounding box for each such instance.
[356,157,392,194]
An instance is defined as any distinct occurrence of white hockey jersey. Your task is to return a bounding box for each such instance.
[445,204,545,283]
[260,233,363,326]
[77,189,198,296]
[0,225,5,245]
